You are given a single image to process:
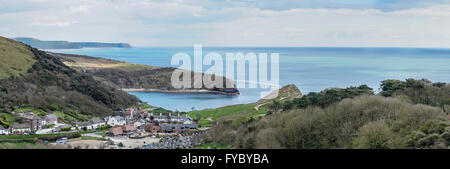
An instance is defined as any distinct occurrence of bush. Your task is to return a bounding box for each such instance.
[285,85,373,109]
[71,132,81,138]
[60,127,71,132]
[419,120,449,135]
[212,95,445,149]
[353,121,394,149]
[42,124,56,129]
[96,125,111,131]
[48,104,59,111]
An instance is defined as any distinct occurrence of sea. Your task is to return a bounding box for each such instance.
[49,47,450,111]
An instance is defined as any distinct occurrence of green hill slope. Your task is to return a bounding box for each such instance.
[0,37,36,79]
[0,36,140,123]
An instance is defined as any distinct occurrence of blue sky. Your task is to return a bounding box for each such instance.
[1,0,450,47]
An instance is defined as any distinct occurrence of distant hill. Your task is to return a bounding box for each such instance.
[0,36,140,123]
[14,37,131,49]
[49,52,240,96]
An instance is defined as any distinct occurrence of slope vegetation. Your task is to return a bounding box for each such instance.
[0,37,36,79]
[0,37,140,123]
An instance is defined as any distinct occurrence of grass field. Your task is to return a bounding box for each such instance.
[61,54,158,72]
[188,103,269,126]
[0,142,60,149]
[195,143,230,149]
[0,133,76,141]
[81,136,105,140]
[0,112,15,123]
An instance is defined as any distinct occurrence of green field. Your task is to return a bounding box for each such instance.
[0,142,57,149]
[188,103,269,126]
[0,113,15,126]
[195,143,230,149]
[81,136,105,140]
[0,133,75,140]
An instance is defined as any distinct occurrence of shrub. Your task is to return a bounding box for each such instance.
[352,121,394,149]
[71,132,81,138]
[60,127,71,132]
[419,120,449,135]
[48,104,59,111]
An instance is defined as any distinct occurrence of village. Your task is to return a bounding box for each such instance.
[0,106,208,149]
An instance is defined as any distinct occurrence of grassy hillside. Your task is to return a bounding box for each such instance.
[0,37,140,124]
[0,37,36,79]
[189,103,269,127]
[54,52,158,72]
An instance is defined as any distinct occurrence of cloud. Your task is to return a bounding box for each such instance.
[1,0,450,47]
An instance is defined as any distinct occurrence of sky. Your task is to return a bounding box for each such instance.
[1,0,450,47]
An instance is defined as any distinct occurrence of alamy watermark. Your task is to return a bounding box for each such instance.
[170,45,280,99]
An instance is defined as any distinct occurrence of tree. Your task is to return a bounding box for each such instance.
[269,100,281,112]
[419,120,449,135]
[353,121,394,149]
[380,79,406,96]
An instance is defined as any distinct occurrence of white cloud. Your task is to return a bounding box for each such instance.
[0,0,450,47]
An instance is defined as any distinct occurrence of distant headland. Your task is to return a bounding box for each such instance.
[14,37,131,49]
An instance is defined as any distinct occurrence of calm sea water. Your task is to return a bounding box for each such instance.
[49,47,450,111]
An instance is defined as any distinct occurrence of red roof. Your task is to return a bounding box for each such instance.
[108,127,123,136]
[122,125,136,132]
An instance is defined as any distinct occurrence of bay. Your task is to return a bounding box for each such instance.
[49,47,450,111]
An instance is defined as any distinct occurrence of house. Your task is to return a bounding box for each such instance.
[30,116,43,131]
[89,118,106,129]
[153,113,168,123]
[124,107,138,121]
[107,126,124,136]
[11,123,31,134]
[77,118,106,130]
[77,121,93,130]
[151,126,161,133]
[0,126,11,135]
[133,119,145,128]
[159,124,198,133]
[22,114,43,131]
[170,113,194,124]
[122,125,137,134]
[152,113,193,124]
[44,114,58,125]
[138,110,149,118]
[107,116,126,126]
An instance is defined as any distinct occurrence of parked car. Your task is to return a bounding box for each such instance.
[56,137,68,144]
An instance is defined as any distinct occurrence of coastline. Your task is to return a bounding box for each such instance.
[121,88,240,96]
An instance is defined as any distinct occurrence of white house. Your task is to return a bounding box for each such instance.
[90,118,106,129]
[11,123,31,134]
[107,116,126,126]
[43,114,58,125]
[0,126,11,135]
[152,113,193,124]
[77,118,106,130]
[133,119,145,127]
